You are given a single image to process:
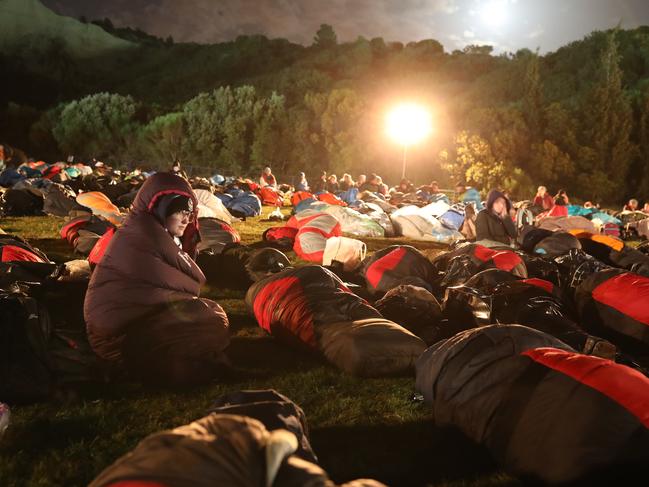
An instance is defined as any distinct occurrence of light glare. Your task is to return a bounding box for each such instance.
[386,103,432,146]
[480,1,508,28]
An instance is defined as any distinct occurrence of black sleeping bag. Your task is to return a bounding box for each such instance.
[1,188,44,216]
[197,244,290,290]
[443,270,616,358]
[209,389,317,464]
[416,324,649,485]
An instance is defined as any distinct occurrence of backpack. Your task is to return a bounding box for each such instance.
[0,286,53,403]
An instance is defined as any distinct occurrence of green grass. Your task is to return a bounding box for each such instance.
[0,213,518,487]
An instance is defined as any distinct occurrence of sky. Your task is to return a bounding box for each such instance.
[42,0,649,53]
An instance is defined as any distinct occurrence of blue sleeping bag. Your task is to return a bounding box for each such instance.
[222,189,261,217]
[0,168,24,187]
[337,188,359,205]
[439,208,465,231]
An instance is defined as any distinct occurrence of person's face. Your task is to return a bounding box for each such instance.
[492,197,507,215]
[165,210,192,237]
[431,183,439,192]
[630,200,638,210]
[538,187,546,196]
[358,175,366,184]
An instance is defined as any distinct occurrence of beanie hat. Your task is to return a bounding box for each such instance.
[165,194,193,217]
[153,193,193,224]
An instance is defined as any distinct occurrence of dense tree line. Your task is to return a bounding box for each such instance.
[3,23,649,203]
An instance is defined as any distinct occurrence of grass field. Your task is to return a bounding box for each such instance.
[0,213,519,487]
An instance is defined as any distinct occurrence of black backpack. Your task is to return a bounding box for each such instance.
[0,286,53,403]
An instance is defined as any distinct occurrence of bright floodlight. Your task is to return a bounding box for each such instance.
[480,0,508,28]
[386,103,432,147]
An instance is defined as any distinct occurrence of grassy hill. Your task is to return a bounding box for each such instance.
[0,0,133,58]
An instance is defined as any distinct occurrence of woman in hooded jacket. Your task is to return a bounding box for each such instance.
[84,172,230,386]
[475,189,518,246]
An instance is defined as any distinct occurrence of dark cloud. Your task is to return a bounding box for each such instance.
[41,0,649,53]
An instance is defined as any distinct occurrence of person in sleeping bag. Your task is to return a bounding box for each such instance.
[84,172,230,386]
[475,189,517,246]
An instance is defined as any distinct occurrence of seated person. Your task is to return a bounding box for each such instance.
[294,172,309,192]
[555,188,569,205]
[325,174,339,193]
[260,167,278,188]
[84,172,230,386]
[623,198,639,212]
[359,173,380,193]
[533,185,554,210]
[394,178,415,194]
[455,182,484,210]
[475,189,517,246]
[170,161,188,179]
[546,194,569,217]
[313,171,327,193]
[339,173,355,191]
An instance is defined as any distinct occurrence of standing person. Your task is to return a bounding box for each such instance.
[475,189,517,246]
[455,182,484,210]
[533,186,554,210]
[294,172,309,192]
[259,167,277,188]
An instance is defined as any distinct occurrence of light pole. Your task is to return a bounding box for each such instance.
[386,103,432,180]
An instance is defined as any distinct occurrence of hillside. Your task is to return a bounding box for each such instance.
[0,0,133,58]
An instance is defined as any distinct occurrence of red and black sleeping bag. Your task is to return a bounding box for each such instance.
[60,215,115,256]
[197,217,241,252]
[576,268,649,354]
[360,245,438,295]
[245,265,425,376]
[416,324,649,485]
[435,243,527,288]
[0,234,49,263]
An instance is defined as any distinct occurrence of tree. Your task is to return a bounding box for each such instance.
[52,93,139,163]
[633,87,649,202]
[580,30,636,201]
[182,86,259,174]
[313,24,337,49]
[440,131,507,190]
[139,112,188,167]
[523,51,544,138]
[251,92,289,175]
[319,89,369,174]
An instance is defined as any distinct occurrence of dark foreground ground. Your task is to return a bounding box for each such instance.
[0,215,519,487]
